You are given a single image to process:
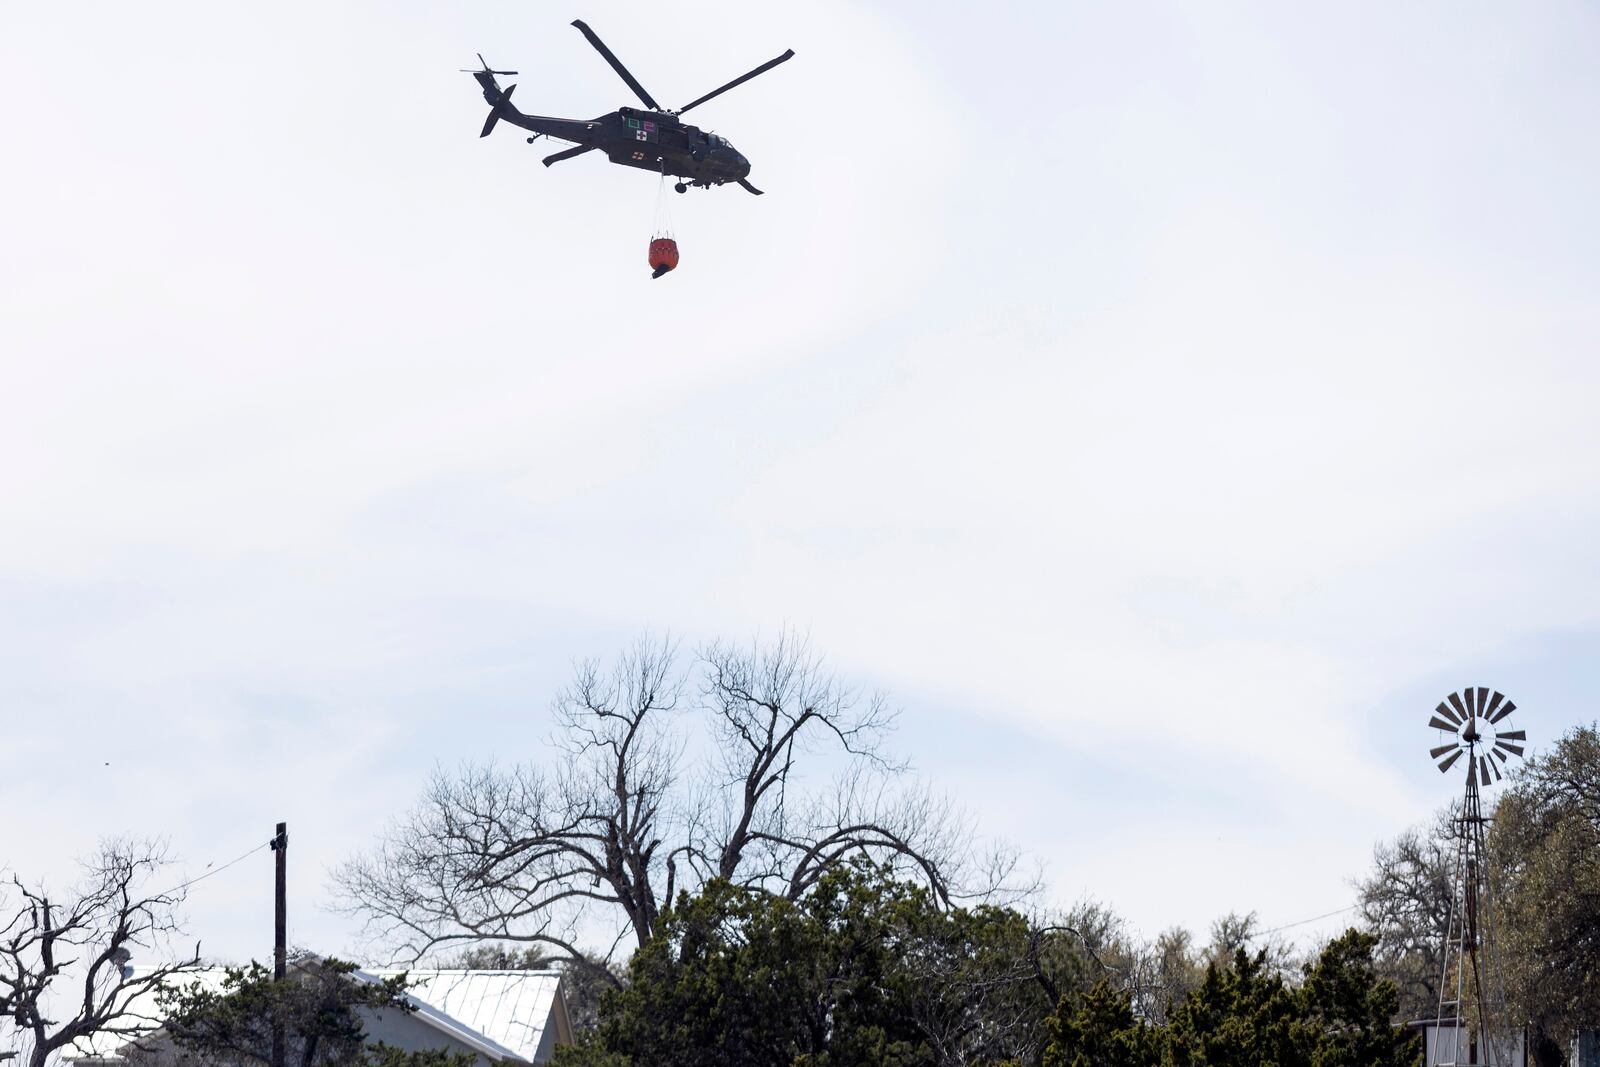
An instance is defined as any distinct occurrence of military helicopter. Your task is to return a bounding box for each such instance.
[464,20,793,195]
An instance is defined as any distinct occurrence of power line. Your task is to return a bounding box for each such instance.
[160,839,275,897]
[1253,903,1362,939]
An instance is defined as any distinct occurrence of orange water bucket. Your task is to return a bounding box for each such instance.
[649,237,679,278]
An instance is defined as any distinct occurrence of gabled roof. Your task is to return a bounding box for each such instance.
[355,969,566,1063]
[66,959,566,1065]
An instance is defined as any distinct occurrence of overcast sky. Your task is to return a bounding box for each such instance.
[3,0,1599,967]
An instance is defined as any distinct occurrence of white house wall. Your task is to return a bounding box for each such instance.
[357,1007,505,1067]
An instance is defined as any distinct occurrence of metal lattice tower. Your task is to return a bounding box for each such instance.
[1428,687,1525,1067]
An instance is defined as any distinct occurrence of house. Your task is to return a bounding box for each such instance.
[1409,1022,1600,1066]
[357,968,573,1064]
[1409,1022,1525,1066]
[65,958,573,1067]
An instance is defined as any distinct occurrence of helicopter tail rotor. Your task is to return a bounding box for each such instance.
[459,53,518,77]
[463,54,518,106]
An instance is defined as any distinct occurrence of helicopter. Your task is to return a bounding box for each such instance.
[464,20,794,195]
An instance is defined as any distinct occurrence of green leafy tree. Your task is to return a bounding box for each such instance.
[1297,931,1417,1067]
[1164,948,1307,1067]
[365,1048,480,1067]
[155,958,474,1067]
[555,862,1055,1067]
[1041,933,1413,1067]
[1042,981,1158,1067]
[1492,723,1600,1065]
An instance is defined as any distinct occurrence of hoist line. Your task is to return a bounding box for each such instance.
[653,170,674,239]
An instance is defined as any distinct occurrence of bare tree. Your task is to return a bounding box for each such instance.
[1126,926,1203,1024]
[0,841,199,1067]
[334,632,1026,974]
[1355,815,1456,1020]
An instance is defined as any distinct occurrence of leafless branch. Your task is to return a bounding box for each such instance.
[335,630,1030,973]
[0,841,200,1067]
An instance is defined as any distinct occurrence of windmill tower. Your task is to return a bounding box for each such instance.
[1428,687,1526,1066]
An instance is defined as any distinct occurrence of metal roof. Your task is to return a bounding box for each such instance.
[65,962,565,1065]
[357,968,565,1063]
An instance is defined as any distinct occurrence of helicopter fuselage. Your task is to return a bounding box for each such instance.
[499,102,752,187]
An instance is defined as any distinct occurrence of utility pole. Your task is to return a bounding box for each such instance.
[270,822,287,1067]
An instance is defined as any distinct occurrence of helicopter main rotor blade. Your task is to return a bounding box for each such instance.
[676,49,795,115]
[570,20,662,110]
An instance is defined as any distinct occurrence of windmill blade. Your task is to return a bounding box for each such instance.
[1480,756,1495,783]
[1437,749,1465,773]
[1430,743,1461,760]
[676,48,795,115]
[1493,748,1508,763]
[1467,758,1479,785]
[1488,699,1518,724]
[1498,729,1526,741]
[1487,756,1502,782]
[1465,688,1478,716]
[1434,701,1462,726]
[1484,690,1506,719]
[1495,740,1525,757]
[1475,687,1490,716]
[570,20,662,110]
[1429,716,1460,732]
[1448,691,1470,720]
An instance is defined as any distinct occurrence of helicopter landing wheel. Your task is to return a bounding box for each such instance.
[674,182,687,194]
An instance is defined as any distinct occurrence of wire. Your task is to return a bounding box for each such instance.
[653,171,675,238]
[159,839,274,897]
[1252,903,1362,939]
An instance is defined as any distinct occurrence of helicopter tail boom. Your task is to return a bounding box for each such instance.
[466,58,601,145]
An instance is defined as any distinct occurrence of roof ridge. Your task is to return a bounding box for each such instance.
[366,968,565,976]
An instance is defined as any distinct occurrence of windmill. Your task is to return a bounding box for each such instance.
[1428,687,1525,1066]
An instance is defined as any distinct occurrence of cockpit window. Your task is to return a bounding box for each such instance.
[710,134,727,147]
